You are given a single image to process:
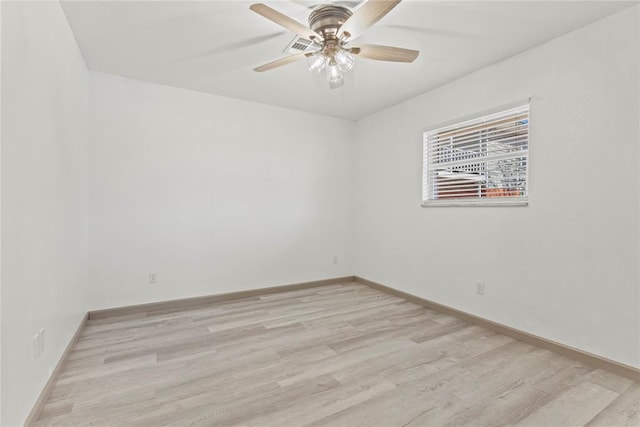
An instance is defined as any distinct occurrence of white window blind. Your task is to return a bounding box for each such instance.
[422,104,529,207]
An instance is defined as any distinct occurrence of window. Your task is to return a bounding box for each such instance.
[422,104,529,206]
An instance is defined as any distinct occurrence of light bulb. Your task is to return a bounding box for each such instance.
[307,53,326,75]
[326,62,344,89]
[334,50,354,72]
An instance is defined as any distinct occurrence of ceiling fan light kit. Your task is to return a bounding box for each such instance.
[306,49,354,88]
[250,0,419,89]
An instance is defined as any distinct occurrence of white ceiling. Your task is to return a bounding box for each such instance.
[61,0,636,120]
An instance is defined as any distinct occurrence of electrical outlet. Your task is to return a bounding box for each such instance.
[476,283,485,295]
[332,256,338,265]
[149,272,158,284]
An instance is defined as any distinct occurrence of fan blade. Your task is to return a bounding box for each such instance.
[351,44,419,62]
[337,0,401,41]
[254,52,311,72]
[250,3,323,41]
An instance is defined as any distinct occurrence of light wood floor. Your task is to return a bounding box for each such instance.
[37,282,640,426]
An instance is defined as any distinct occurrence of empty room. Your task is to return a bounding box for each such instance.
[1,0,639,425]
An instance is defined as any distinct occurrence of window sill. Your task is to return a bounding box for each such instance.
[421,198,528,207]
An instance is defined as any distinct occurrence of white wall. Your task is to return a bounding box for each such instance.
[354,6,640,368]
[0,1,3,422]
[1,1,89,425]
[88,72,355,310]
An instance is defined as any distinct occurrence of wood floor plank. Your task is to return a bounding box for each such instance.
[515,380,620,426]
[587,382,640,426]
[35,281,640,426]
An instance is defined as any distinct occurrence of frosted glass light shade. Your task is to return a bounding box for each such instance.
[326,63,344,89]
[307,54,326,74]
[334,50,354,72]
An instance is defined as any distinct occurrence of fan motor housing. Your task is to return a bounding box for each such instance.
[308,5,352,39]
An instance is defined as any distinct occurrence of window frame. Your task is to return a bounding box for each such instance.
[421,102,530,208]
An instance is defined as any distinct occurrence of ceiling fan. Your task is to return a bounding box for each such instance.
[250,0,419,89]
